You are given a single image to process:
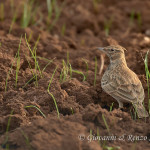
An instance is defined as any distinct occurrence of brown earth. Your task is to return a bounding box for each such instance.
[0,0,150,150]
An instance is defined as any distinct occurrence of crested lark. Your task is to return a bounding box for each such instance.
[98,45,149,118]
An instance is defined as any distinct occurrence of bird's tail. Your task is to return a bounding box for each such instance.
[133,103,149,118]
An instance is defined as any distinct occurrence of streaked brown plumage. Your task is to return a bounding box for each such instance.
[98,45,149,118]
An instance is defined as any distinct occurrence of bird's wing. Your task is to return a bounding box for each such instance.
[101,70,144,103]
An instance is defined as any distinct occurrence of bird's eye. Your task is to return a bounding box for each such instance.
[111,49,115,51]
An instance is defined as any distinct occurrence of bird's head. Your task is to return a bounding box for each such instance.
[97,45,126,61]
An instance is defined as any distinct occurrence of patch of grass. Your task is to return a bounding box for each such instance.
[47,66,60,118]
[21,0,38,28]
[47,0,54,19]
[60,52,72,81]
[5,33,47,91]
[48,0,66,31]
[129,10,142,29]
[20,129,32,150]
[25,38,39,86]
[0,3,4,21]
[94,56,97,86]
[31,3,39,25]
[21,0,32,28]
[9,9,18,34]
[25,34,42,86]
[60,60,68,82]
[60,52,86,83]
[2,110,14,149]
[15,35,22,88]
[25,105,46,118]
[144,50,150,114]
[60,55,69,83]
[22,57,55,89]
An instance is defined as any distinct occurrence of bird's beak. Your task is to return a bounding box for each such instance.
[97,47,105,53]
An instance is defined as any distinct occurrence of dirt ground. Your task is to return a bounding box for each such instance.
[0,0,150,150]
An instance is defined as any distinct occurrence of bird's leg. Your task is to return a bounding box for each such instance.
[117,100,123,108]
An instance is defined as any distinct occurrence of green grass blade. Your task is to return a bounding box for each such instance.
[49,0,65,31]
[47,0,53,19]
[129,10,135,26]
[47,66,60,118]
[144,50,150,113]
[110,102,114,112]
[22,75,36,89]
[69,63,72,79]
[97,127,100,145]
[104,17,113,36]
[47,91,60,118]
[137,12,142,28]
[72,70,86,81]
[42,58,55,73]
[70,107,74,114]
[61,23,66,36]
[102,114,110,133]
[48,66,58,91]
[25,34,42,79]
[82,59,89,80]
[20,130,32,150]
[25,105,46,118]
[9,9,17,34]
